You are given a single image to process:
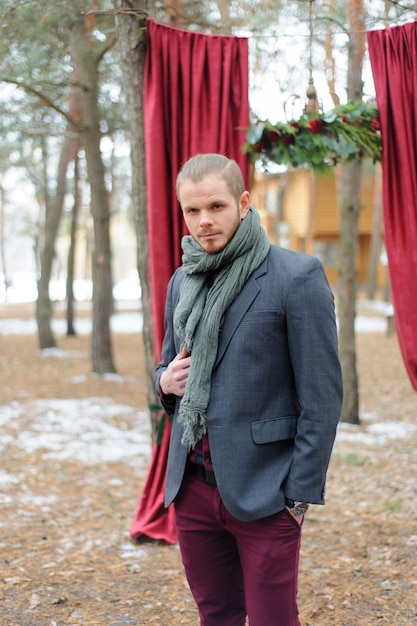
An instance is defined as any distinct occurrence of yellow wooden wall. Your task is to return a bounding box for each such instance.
[250,166,387,288]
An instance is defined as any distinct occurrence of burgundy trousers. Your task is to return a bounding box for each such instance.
[174,472,303,626]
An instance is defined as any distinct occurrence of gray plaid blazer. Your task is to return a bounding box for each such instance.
[155,246,343,522]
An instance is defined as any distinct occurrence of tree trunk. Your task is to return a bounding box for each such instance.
[0,183,9,302]
[367,163,383,300]
[336,0,365,424]
[336,159,361,423]
[114,0,162,433]
[70,14,116,374]
[36,73,82,349]
[66,151,81,336]
[323,0,340,106]
[36,131,78,349]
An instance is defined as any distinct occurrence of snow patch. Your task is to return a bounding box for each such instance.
[336,419,416,446]
[0,398,151,467]
[0,311,143,336]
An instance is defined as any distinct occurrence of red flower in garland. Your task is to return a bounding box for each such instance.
[268,129,281,143]
[308,119,324,133]
[282,134,295,146]
[254,141,265,153]
[371,116,381,132]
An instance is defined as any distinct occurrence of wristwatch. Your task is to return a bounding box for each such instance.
[286,499,310,516]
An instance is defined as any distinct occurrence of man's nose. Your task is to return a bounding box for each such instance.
[199,210,213,226]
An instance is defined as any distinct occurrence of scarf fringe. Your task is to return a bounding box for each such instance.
[178,404,207,448]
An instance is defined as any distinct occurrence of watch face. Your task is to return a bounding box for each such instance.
[293,502,309,515]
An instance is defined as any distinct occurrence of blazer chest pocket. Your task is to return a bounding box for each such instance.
[251,416,298,444]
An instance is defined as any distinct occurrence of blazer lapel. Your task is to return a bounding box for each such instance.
[214,256,268,367]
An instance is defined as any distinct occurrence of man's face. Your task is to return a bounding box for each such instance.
[178,175,250,254]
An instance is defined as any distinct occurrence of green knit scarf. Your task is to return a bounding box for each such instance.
[173,207,270,448]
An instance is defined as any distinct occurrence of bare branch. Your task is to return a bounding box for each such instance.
[0,77,83,131]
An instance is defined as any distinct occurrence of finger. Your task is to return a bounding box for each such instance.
[179,345,190,359]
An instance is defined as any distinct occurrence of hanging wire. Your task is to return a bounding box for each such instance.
[305,0,319,113]
[309,0,314,82]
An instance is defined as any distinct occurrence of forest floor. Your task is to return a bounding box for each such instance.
[0,299,416,626]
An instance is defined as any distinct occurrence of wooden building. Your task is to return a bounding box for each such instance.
[250,164,387,289]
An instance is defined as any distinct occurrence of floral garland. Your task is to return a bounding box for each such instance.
[243,101,382,173]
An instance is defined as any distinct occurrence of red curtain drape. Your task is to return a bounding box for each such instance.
[368,22,417,390]
[130,19,250,544]
[145,18,250,353]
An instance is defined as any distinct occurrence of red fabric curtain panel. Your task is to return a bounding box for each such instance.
[130,19,250,544]
[368,22,417,390]
[144,18,250,355]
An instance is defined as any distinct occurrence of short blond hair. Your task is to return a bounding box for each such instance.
[176,154,245,204]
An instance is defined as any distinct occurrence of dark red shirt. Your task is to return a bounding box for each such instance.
[188,434,213,471]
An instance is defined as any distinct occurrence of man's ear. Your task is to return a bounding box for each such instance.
[239,190,250,220]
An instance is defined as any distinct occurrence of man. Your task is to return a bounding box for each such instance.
[155,153,343,626]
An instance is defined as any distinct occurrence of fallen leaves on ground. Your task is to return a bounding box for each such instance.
[0,302,416,625]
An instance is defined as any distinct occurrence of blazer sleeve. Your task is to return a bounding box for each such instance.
[154,269,183,416]
[284,256,343,504]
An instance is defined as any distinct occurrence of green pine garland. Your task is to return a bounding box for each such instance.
[243,101,382,173]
